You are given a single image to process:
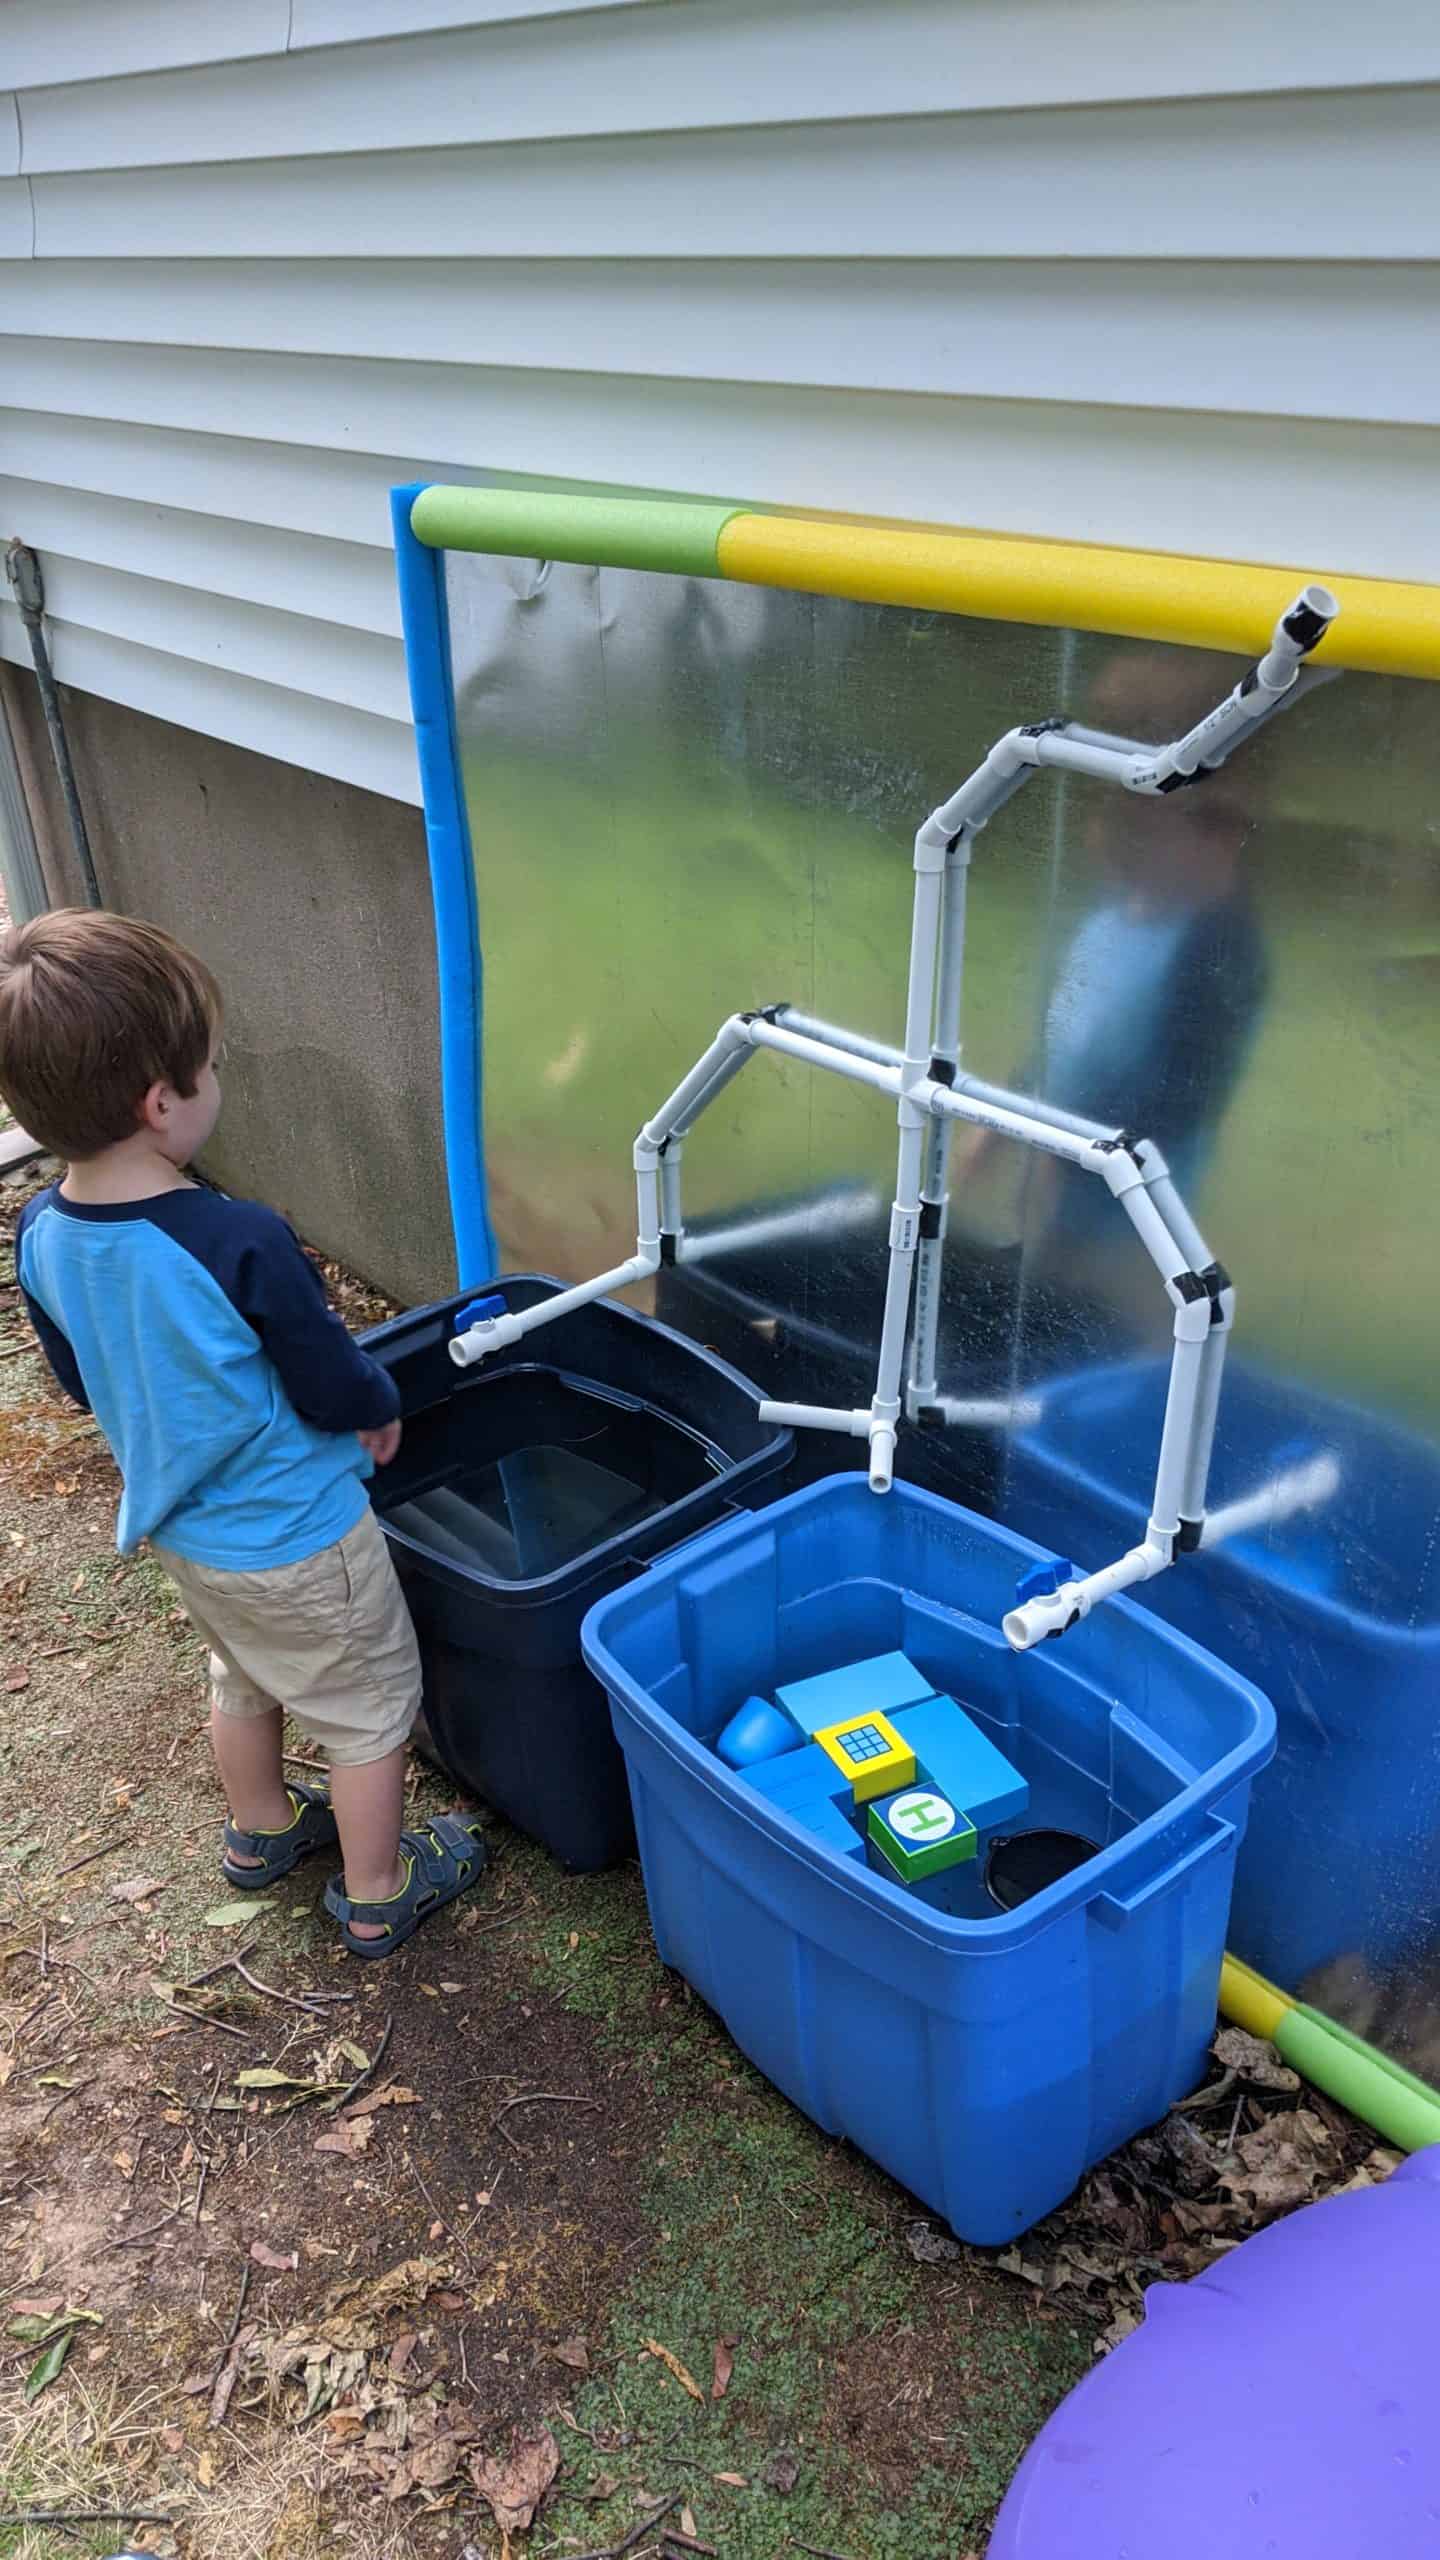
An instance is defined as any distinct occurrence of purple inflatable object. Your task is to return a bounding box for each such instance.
[990,2146,1440,2558]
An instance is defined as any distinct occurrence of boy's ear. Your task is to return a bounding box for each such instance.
[137,1079,173,1134]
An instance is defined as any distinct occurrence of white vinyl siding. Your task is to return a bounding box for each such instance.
[2,1,1436,803]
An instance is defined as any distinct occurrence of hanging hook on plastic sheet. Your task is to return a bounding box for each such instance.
[449,589,1340,1649]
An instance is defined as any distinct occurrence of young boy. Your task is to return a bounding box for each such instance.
[0,908,485,1956]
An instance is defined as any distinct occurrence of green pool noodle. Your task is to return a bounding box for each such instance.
[410,486,743,578]
[1273,2004,1440,2152]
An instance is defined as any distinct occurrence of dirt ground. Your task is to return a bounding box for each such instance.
[0,1154,1397,2560]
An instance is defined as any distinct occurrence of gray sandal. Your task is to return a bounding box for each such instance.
[221,1781,338,1889]
[323,1812,488,1959]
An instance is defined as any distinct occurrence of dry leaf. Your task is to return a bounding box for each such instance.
[582,2472,619,2502]
[326,2255,452,2321]
[110,1874,166,1905]
[681,2506,698,2538]
[389,2330,418,2378]
[341,2080,418,2121]
[643,2337,705,2402]
[249,2240,298,2271]
[1213,2026,1302,2093]
[196,2448,217,2489]
[5,1668,29,1692]
[9,2297,62,2320]
[714,2470,748,2489]
[1221,2107,1337,2215]
[760,2447,801,2496]
[112,2149,136,2181]
[711,2336,736,2401]
[471,2424,560,2536]
[210,2321,255,2428]
[551,2337,590,2374]
[314,2114,375,2157]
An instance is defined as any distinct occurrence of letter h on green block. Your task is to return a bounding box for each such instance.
[867,1786,977,1883]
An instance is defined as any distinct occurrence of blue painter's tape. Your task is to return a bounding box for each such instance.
[390,482,498,1287]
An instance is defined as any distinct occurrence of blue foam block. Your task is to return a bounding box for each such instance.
[892,1696,1029,1832]
[716,1696,802,1770]
[776,1648,935,1737]
[741,1743,864,1859]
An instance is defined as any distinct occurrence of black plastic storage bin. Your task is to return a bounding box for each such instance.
[361,1276,791,1869]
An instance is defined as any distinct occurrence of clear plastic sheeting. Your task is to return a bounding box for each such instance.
[444,547,1440,2079]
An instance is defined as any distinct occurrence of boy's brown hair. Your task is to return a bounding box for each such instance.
[0,909,222,1161]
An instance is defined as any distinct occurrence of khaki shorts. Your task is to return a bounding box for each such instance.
[156,1507,422,1767]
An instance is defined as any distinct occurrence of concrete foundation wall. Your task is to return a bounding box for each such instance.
[1,664,454,1307]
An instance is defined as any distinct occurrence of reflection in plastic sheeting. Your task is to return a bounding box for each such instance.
[446,552,1440,2075]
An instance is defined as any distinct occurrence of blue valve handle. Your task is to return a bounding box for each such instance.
[1014,1556,1077,1607]
[451,1291,506,1334]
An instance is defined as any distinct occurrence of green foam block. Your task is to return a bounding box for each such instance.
[868,1787,976,1884]
[410,486,741,578]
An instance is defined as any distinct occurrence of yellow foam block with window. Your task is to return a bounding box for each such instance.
[813,1710,917,1805]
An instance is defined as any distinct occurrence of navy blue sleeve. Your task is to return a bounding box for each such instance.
[163,1194,399,1434]
[14,1193,92,1411]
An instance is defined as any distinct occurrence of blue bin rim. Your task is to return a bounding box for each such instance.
[1011,1354,1440,1641]
[581,1472,1276,1953]
[361,1273,792,1604]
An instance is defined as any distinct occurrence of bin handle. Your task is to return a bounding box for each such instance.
[1089,1810,1235,1931]
[633,1502,743,1571]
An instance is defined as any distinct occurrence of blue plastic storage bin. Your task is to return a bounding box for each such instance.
[1006,1359,1440,1990]
[581,1475,1274,2243]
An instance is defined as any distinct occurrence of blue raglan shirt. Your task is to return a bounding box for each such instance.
[15,1184,400,1570]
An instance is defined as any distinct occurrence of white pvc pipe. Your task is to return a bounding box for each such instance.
[902,867,945,1066]
[757,1400,871,1438]
[924,1078,1098,1167]
[1003,1537,1171,1652]
[448,1247,661,1367]
[1179,1323,1230,1527]
[643,1017,751,1143]
[659,1140,684,1241]
[913,1390,1044,1428]
[771,1008,901,1072]
[1149,1326,1211,1541]
[909,842,970,1399]
[956,1071,1117,1145]
[744,1015,903,1096]
[1109,1172,1194,1288]
[1029,731,1143,786]
[873,1118,927,1421]
[1142,1164,1213,1277]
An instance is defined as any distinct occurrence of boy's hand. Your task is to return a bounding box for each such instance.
[359,1419,402,1467]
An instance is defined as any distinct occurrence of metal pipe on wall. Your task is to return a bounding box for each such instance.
[0,691,48,927]
[4,543,102,910]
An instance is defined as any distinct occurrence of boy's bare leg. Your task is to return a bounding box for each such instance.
[210,1700,295,1855]
[329,1745,408,1941]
